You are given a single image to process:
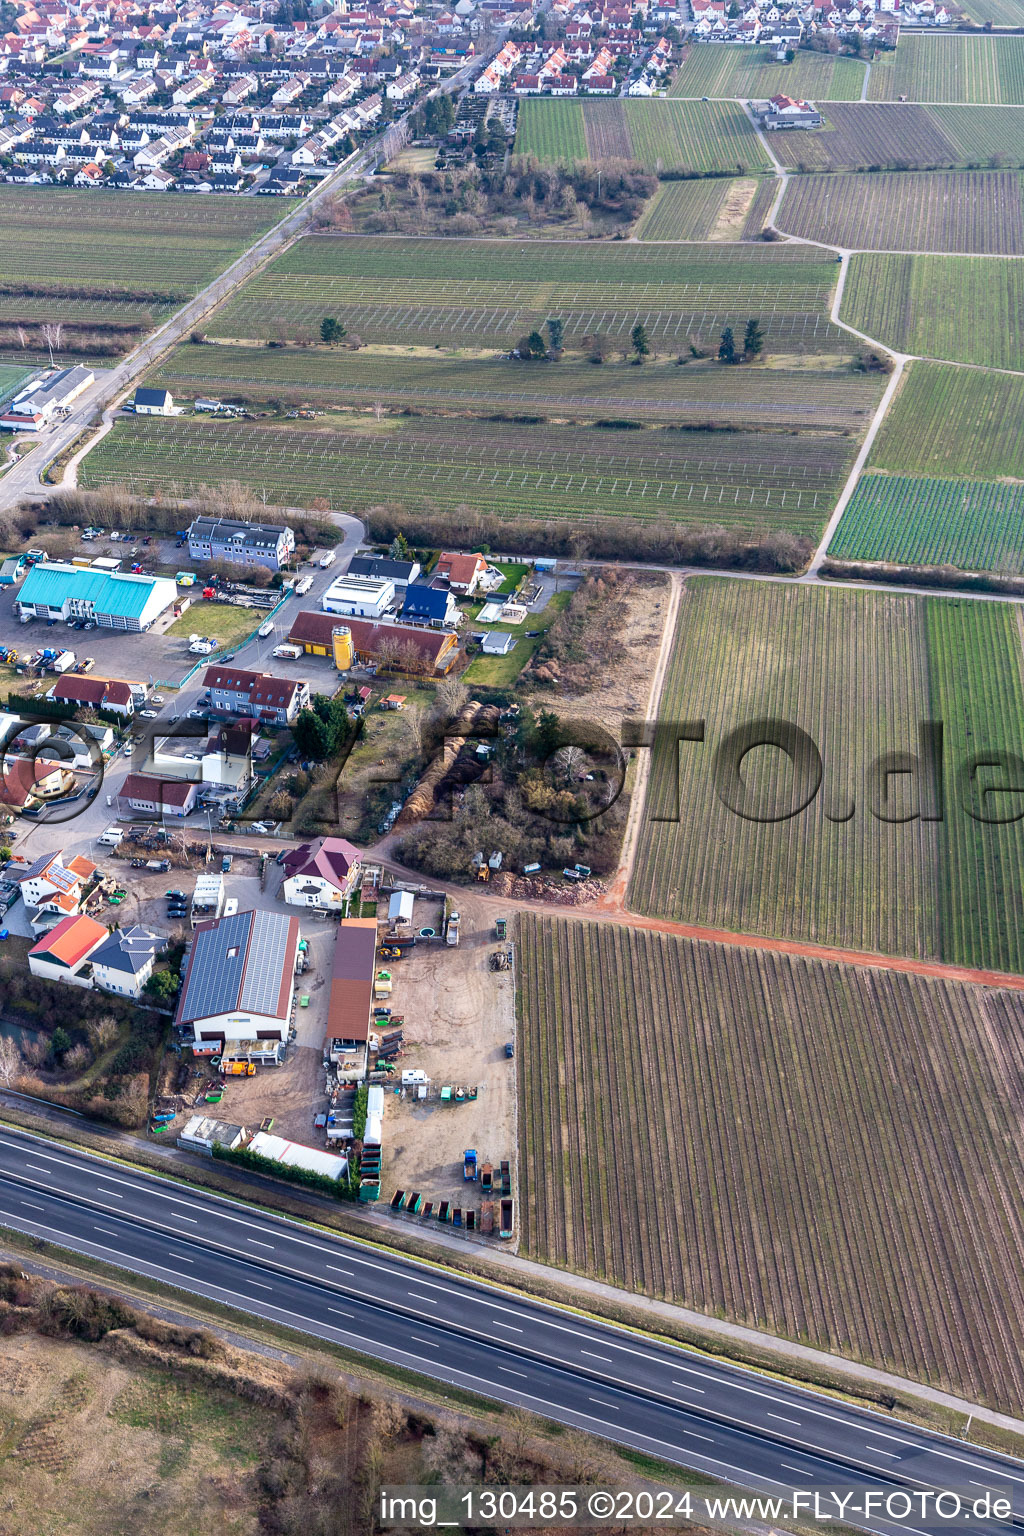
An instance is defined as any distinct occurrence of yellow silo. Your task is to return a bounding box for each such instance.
[332,625,354,671]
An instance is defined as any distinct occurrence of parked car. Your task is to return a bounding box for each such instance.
[139,709,159,718]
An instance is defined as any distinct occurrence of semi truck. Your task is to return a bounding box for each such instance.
[294,575,314,596]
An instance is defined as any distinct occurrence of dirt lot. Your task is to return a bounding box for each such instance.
[377,888,517,1214]
[520,572,670,740]
[0,1331,272,1536]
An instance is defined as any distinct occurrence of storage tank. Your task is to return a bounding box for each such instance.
[331,624,354,671]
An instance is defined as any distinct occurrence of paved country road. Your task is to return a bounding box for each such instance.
[0,57,483,516]
[0,1127,1021,1536]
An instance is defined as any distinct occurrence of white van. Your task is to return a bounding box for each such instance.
[98,827,123,847]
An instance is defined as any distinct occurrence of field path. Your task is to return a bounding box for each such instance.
[592,568,684,912]
[375,846,1024,993]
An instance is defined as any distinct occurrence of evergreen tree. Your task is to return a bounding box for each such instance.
[744,317,764,359]
[718,326,736,364]
[320,316,346,346]
[631,321,650,360]
[546,316,565,352]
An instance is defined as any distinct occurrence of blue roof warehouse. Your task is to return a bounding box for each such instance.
[16,562,179,632]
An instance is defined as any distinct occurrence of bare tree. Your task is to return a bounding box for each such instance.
[372,400,385,423]
[16,325,28,350]
[0,1035,20,1087]
[41,322,63,368]
[553,744,588,783]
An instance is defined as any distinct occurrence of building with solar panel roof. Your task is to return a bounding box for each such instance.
[176,907,301,1057]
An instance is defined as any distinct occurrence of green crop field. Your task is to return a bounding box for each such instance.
[151,343,882,433]
[634,178,742,241]
[208,234,846,355]
[515,99,770,174]
[840,252,1024,368]
[0,363,31,409]
[767,103,1024,172]
[514,97,587,161]
[668,43,866,100]
[960,0,1024,22]
[778,170,1024,253]
[628,577,1024,972]
[517,912,1024,1414]
[78,413,855,536]
[0,187,295,344]
[868,362,1024,480]
[828,474,1024,573]
[867,34,1024,102]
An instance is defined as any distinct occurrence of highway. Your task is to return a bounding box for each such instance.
[0,1127,1019,1536]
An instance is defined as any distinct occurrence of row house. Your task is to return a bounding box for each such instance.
[120,72,158,104]
[221,70,257,102]
[53,78,101,112]
[271,71,311,104]
[259,110,311,136]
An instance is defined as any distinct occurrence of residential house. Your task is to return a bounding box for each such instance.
[202,665,310,726]
[0,756,73,810]
[51,674,135,716]
[346,553,421,591]
[401,584,460,629]
[13,848,97,928]
[132,386,174,414]
[90,924,165,997]
[281,836,362,909]
[435,550,495,595]
[28,912,108,986]
[187,515,295,570]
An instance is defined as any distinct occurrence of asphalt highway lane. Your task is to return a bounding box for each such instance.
[0,1128,1019,1536]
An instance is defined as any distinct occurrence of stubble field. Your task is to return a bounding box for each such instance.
[768,104,1024,172]
[777,170,1024,254]
[517,911,1024,1414]
[866,34,1024,103]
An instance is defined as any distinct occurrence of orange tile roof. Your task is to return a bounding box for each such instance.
[29,912,107,968]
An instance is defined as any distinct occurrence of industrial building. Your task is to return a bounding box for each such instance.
[116,772,199,819]
[323,917,377,1081]
[321,573,395,620]
[16,562,178,632]
[287,610,459,675]
[175,907,301,1053]
[187,515,295,571]
[347,553,421,591]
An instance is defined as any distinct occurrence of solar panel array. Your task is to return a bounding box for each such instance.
[239,909,292,1017]
[180,909,252,1022]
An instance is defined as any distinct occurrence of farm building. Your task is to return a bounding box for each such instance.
[388,889,415,926]
[247,1131,348,1181]
[287,610,459,675]
[754,94,822,129]
[16,563,177,632]
[132,386,174,415]
[0,366,94,430]
[323,917,378,1080]
[0,555,26,584]
[177,1115,248,1154]
[175,907,301,1052]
